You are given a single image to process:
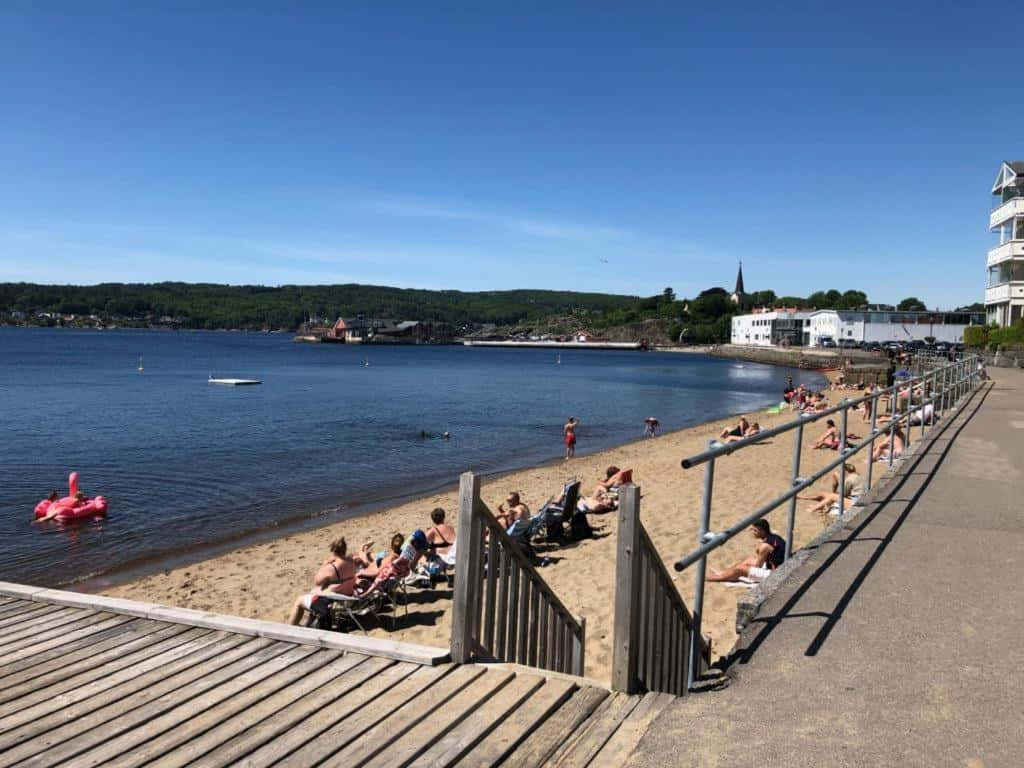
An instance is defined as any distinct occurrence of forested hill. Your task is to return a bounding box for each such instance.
[0,282,640,330]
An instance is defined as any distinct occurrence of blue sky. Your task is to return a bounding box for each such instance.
[0,2,1018,308]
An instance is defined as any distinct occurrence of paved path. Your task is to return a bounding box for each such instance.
[628,370,1024,768]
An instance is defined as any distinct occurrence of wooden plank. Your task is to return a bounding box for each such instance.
[0,616,140,683]
[0,605,87,639]
[643,556,656,689]
[498,685,609,768]
[538,599,549,670]
[0,597,19,607]
[612,484,642,693]
[194,655,397,768]
[0,609,101,650]
[450,472,481,664]
[0,601,36,619]
[323,663,486,765]
[586,692,675,768]
[516,577,530,664]
[0,604,57,632]
[0,614,136,668]
[507,561,520,662]
[450,676,576,768]
[362,668,515,768]
[527,583,539,668]
[416,671,546,767]
[143,652,371,768]
[496,546,510,659]
[0,622,195,708]
[572,616,586,677]
[546,692,640,768]
[0,631,244,756]
[270,663,455,768]
[483,532,499,652]
[4,637,280,768]
[92,645,326,768]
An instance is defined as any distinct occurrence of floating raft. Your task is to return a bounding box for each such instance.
[208,378,262,386]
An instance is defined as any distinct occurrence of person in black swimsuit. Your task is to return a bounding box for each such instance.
[288,537,362,625]
[426,508,456,557]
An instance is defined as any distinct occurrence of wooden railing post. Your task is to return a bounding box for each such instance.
[611,484,642,693]
[450,471,481,664]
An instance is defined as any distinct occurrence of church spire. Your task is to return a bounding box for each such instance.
[734,260,745,296]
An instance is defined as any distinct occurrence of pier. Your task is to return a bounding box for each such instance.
[462,340,643,350]
[0,584,662,766]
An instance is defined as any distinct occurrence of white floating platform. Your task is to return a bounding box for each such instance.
[208,378,262,386]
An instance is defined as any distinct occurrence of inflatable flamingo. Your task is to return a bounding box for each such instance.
[34,472,107,521]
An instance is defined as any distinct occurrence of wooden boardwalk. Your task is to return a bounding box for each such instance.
[0,584,666,767]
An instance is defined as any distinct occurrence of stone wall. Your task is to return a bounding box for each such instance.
[708,344,891,384]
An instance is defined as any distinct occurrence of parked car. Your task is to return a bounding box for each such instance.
[864,341,882,352]
[818,336,837,348]
[838,338,859,349]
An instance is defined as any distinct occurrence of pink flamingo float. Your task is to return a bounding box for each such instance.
[34,472,108,522]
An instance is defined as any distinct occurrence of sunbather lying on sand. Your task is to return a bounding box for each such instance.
[721,422,761,443]
[719,417,750,441]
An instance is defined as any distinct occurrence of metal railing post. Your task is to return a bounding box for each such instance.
[865,388,879,491]
[688,442,715,690]
[904,380,913,450]
[785,423,803,559]
[837,402,849,516]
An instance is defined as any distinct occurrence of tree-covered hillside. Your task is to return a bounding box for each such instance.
[0,282,640,330]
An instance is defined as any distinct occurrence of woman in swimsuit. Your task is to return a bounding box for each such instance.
[288,537,362,625]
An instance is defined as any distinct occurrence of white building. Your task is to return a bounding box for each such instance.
[730,308,813,346]
[807,310,984,346]
[986,161,1024,326]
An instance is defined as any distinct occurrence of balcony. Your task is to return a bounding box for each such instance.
[986,284,1011,303]
[990,197,1024,228]
[986,241,1024,266]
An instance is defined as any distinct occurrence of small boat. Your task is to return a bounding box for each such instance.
[208,376,262,386]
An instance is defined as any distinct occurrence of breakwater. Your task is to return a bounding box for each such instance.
[709,344,891,384]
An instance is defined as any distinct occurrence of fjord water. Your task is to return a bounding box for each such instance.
[0,329,822,588]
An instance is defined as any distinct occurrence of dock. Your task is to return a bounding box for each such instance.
[0,583,664,767]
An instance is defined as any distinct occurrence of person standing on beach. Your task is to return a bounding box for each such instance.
[643,417,660,437]
[563,417,579,459]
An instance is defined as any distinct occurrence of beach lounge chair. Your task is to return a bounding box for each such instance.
[304,590,382,633]
[536,479,582,542]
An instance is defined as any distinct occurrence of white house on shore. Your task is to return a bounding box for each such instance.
[986,161,1024,326]
[730,308,813,346]
[731,308,983,347]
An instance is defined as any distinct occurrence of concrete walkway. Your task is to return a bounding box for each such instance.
[628,369,1024,768]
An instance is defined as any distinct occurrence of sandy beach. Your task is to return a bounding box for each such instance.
[103,382,862,684]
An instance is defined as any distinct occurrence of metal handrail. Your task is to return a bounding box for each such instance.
[673,354,980,690]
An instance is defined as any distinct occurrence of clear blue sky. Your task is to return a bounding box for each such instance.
[0,1,1018,308]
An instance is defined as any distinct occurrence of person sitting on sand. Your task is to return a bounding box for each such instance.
[426,507,457,556]
[353,534,404,589]
[719,416,750,441]
[496,493,530,529]
[800,463,864,514]
[812,419,840,449]
[707,519,786,582]
[872,423,906,462]
[722,422,762,444]
[288,536,362,625]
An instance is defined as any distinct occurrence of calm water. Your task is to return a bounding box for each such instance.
[0,329,824,587]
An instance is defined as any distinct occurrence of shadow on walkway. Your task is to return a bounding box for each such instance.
[722,382,992,671]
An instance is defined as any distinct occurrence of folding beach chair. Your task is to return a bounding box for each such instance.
[536,478,582,542]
